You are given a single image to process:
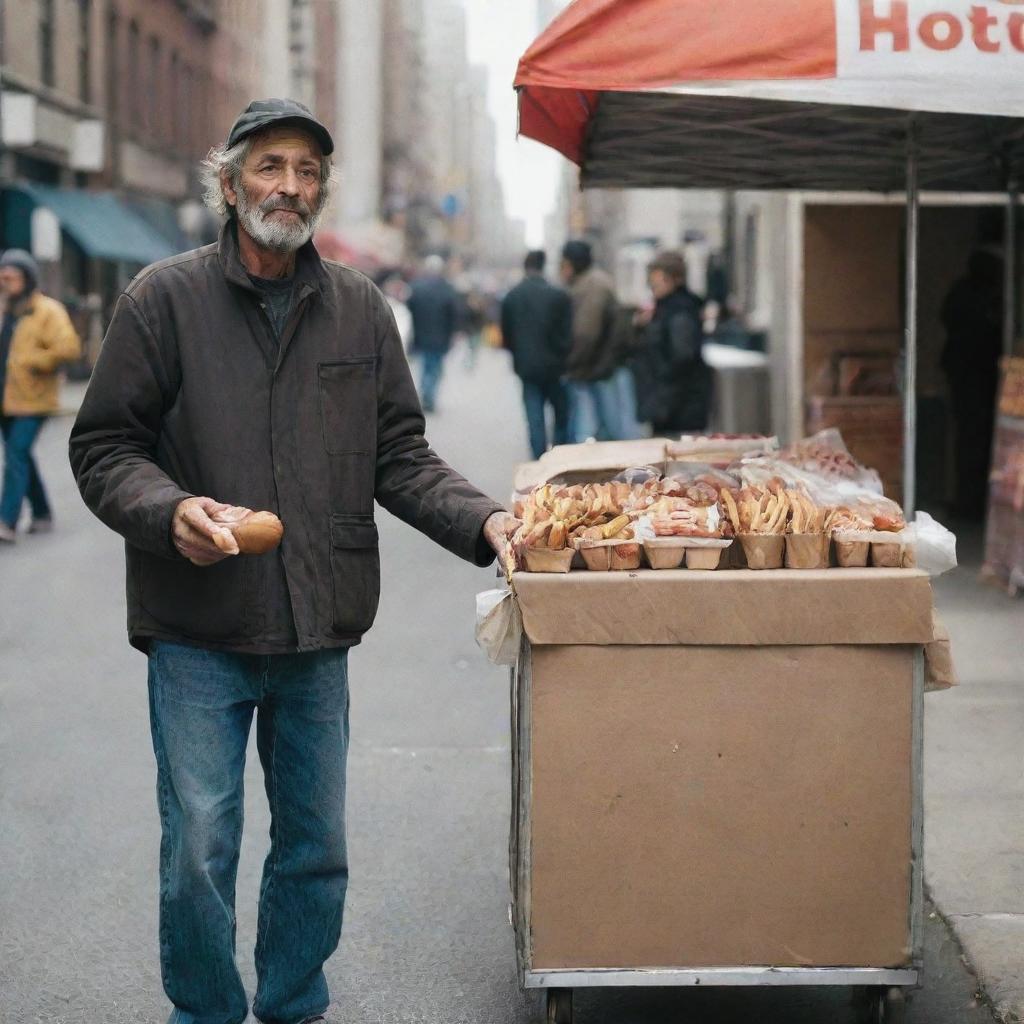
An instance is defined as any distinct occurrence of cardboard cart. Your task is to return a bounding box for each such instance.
[509,568,934,1024]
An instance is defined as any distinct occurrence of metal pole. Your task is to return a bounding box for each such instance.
[903,122,919,518]
[1005,184,1018,359]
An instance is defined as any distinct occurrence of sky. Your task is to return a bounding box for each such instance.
[461,0,569,246]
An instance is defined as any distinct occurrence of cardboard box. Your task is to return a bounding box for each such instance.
[512,569,930,972]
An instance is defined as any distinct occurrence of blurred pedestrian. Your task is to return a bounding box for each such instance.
[941,246,1003,520]
[560,239,625,442]
[633,250,711,435]
[407,254,458,412]
[378,270,413,350]
[0,249,81,544]
[69,98,518,1024]
[460,287,488,371]
[501,250,573,459]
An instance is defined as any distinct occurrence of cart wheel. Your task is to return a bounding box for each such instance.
[882,987,907,1024]
[546,987,573,1024]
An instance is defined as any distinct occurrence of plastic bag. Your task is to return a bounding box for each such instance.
[475,589,522,666]
[912,511,958,577]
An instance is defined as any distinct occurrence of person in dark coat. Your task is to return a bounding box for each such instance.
[501,250,573,459]
[633,250,711,435]
[68,99,518,1024]
[941,247,1003,520]
[407,254,459,412]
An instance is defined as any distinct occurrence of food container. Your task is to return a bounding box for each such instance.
[685,546,725,570]
[834,535,870,568]
[739,534,785,570]
[609,541,642,571]
[785,533,830,569]
[871,541,904,568]
[643,540,687,570]
[576,538,642,572]
[523,547,575,573]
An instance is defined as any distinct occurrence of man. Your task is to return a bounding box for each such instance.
[69,99,518,1024]
[0,249,80,543]
[406,254,458,412]
[633,250,711,435]
[501,250,572,460]
[941,246,1004,520]
[559,239,626,442]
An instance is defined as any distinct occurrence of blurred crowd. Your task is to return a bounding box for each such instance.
[386,239,721,462]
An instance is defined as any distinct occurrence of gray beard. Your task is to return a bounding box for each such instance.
[234,185,322,253]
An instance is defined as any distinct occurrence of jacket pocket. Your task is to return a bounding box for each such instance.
[329,513,380,635]
[318,358,377,455]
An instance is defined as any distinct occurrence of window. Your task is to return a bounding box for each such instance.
[106,9,119,125]
[127,21,140,132]
[148,36,161,139]
[78,0,92,103]
[39,0,56,87]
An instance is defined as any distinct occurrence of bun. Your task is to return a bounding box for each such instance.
[231,511,284,555]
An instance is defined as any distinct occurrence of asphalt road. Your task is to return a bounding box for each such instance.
[0,345,995,1023]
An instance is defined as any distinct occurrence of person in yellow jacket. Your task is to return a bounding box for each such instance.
[0,250,81,543]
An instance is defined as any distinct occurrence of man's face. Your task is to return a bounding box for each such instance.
[0,267,27,298]
[223,127,325,253]
[559,258,574,285]
[648,269,675,300]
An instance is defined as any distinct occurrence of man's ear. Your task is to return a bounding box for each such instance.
[221,169,238,210]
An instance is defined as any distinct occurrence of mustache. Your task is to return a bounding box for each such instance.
[257,195,312,220]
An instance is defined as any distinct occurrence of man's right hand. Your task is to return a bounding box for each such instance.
[172,497,241,566]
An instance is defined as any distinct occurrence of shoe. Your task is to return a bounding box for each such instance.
[0,523,16,544]
[28,517,53,534]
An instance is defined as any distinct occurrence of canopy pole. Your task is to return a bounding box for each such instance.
[1005,183,1018,359]
[903,121,919,518]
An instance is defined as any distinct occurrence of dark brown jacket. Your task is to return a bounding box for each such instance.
[69,225,504,654]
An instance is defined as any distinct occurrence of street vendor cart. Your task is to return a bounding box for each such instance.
[505,2,1005,1017]
[509,565,932,1024]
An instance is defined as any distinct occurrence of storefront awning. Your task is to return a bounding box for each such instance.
[11,183,177,265]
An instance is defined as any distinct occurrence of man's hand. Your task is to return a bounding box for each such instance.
[172,497,243,566]
[482,510,522,560]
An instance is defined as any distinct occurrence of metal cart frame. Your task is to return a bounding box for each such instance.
[509,643,926,1024]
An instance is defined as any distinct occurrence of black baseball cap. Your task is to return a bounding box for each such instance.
[227,98,334,156]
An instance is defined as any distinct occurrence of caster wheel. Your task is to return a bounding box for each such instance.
[546,987,573,1024]
[854,986,908,1024]
[882,987,908,1024]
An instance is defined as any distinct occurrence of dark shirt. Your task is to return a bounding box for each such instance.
[0,310,17,406]
[248,272,295,340]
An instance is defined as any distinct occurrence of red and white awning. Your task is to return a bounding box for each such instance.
[515,0,1024,190]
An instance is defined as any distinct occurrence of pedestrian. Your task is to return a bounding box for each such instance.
[406,254,458,412]
[68,98,519,1024]
[0,249,81,544]
[633,250,712,436]
[559,239,626,442]
[941,246,1003,520]
[501,250,573,460]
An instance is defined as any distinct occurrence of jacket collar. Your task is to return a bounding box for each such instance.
[217,219,327,298]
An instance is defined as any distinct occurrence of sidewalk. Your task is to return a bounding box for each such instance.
[928,526,1024,1023]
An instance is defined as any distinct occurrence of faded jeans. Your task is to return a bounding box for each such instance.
[148,641,350,1024]
[0,415,51,528]
[418,350,446,411]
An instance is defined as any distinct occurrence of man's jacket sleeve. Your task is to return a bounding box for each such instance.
[68,292,192,559]
[372,296,504,566]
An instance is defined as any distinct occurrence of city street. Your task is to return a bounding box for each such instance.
[0,347,1001,1024]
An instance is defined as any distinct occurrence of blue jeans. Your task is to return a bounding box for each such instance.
[569,378,625,443]
[0,415,51,528]
[418,350,446,411]
[148,641,351,1024]
[522,377,571,460]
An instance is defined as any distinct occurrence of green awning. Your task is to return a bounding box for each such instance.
[13,184,177,266]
